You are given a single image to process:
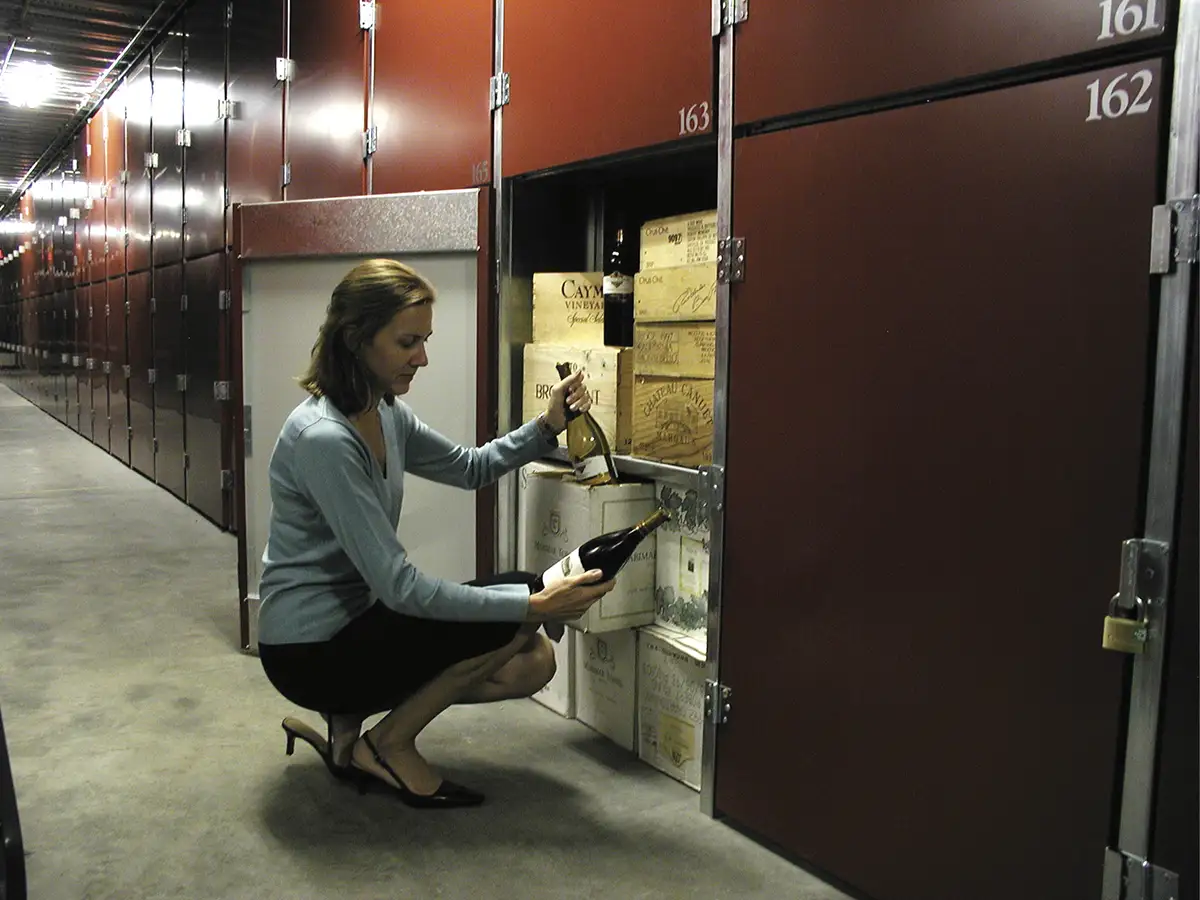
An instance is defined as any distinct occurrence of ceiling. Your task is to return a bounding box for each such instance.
[0,0,180,216]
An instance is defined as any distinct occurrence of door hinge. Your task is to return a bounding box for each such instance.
[176,374,189,392]
[153,437,159,453]
[119,168,130,184]
[214,381,231,401]
[179,293,188,312]
[144,152,159,170]
[224,187,231,208]
[147,368,157,385]
[489,72,510,111]
[704,679,732,725]
[123,364,131,379]
[243,404,253,456]
[359,0,376,30]
[363,126,379,159]
[150,296,157,313]
[1150,197,1200,274]
[717,237,746,284]
[102,361,112,374]
[216,99,236,120]
[225,1,232,24]
[183,453,190,470]
[1102,848,1180,900]
[220,469,234,491]
[181,207,189,226]
[85,357,95,371]
[218,289,231,311]
[175,129,192,148]
[68,207,80,220]
[275,57,294,83]
[713,0,749,35]
[698,464,725,523]
[281,162,291,188]
[72,355,81,368]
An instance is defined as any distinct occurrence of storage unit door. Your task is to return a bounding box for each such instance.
[502,0,713,175]
[372,0,493,194]
[286,0,365,200]
[109,276,130,465]
[715,61,1165,900]
[125,60,154,274]
[75,286,93,441]
[153,263,186,499]
[68,287,81,433]
[183,0,228,260]
[128,271,155,479]
[105,99,127,277]
[226,0,283,209]
[90,281,109,453]
[152,34,185,269]
[184,252,227,526]
[735,0,1169,126]
[86,114,107,283]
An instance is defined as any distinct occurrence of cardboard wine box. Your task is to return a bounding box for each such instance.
[637,625,706,790]
[522,343,633,454]
[639,210,718,271]
[516,462,658,633]
[653,479,710,641]
[633,323,716,380]
[532,272,605,347]
[631,377,715,468]
[634,262,717,322]
[575,628,638,752]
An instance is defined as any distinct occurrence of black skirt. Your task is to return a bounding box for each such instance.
[258,572,536,716]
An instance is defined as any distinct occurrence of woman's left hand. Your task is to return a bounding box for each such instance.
[543,369,591,432]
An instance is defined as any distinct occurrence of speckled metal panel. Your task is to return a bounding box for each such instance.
[237,190,481,259]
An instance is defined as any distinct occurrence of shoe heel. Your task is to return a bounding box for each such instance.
[283,725,296,757]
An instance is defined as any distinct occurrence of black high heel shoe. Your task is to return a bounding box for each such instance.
[281,716,365,784]
[355,733,484,809]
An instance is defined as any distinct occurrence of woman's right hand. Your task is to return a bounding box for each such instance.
[528,569,615,622]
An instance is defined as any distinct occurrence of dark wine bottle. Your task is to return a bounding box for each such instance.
[556,361,617,485]
[536,507,671,593]
[602,227,634,347]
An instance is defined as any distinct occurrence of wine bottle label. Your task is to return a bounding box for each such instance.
[603,274,632,296]
[574,455,610,482]
[541,548,586,591]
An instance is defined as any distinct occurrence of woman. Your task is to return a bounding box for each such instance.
[257,259,614,809]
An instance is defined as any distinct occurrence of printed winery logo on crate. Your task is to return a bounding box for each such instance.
[584,637,622,684]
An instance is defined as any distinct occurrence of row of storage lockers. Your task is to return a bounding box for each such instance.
[0,253,232,530]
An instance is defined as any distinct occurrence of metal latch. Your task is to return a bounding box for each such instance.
[359,0,376,29]
[175,129,192,147]
[275,57,294,82]
[102,361,112,374]
[281,162,291,188]
[363,126,378,159]
[713,0,749,35]
[704,679,732,726]
[176,374,189,392]
[216,99,236,120]
[243,404,253,457]
[179,293,188,312]
[123,364,131,379]
[147,368,157,385]
[489,73,510,111]
[220,469,235,490]
[1111,537,1169,625]
[1150,196,1200,274]
[144,152,159,170]
[218,290,231,311]
[717,237,745,284]
[85,357,95,371]
[213,381,231,401]
[1102,848,1180,900]
[69,207,80,220]
[698,464,725,521]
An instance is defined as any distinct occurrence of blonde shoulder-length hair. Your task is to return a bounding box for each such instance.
[299,259,435,415]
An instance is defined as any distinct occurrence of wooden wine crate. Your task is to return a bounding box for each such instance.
[522,343,634,453]
[634,262,717,322]
[639,210,718,271]
[631,377,715,468]
[532,272,605,347]
[633,323,716,379]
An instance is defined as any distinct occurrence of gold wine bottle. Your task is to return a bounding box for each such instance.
[556,361,618,486]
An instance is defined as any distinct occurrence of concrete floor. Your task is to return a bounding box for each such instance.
[0,382,849,900]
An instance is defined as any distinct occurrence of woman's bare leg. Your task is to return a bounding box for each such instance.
[455,631,555,704]
[352,623,547,795]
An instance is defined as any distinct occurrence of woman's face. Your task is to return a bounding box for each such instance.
[360,302,433,397]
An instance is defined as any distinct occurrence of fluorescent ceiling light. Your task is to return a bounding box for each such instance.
[0,61,60,108]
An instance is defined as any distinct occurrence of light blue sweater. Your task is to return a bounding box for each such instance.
[257,394,556,645]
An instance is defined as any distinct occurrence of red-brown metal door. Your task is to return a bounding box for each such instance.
[287,0,365,200]
[152,34,185,268]
[502,0,713,175]
[86,114,107,284]
[184,251,227,526]
[735,0,1169,125]
[183,0,228,260]
[125,60,154,274]
[716,61,1165,900]
[227,0,283,209]
[128,271,155,479]
[108,275,130,465]
[76,285,93,441]
[90,280,109,452]
[372,0,493,194]
[153,263,186,499]
[104,99,127,278]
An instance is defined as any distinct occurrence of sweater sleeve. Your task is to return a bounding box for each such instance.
[403,412,557,490]
[291,420,531,622]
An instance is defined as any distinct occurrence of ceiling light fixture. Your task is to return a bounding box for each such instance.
[0,60,60,108]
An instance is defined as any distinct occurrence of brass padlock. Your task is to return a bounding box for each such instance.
[1102,593,1148,654]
